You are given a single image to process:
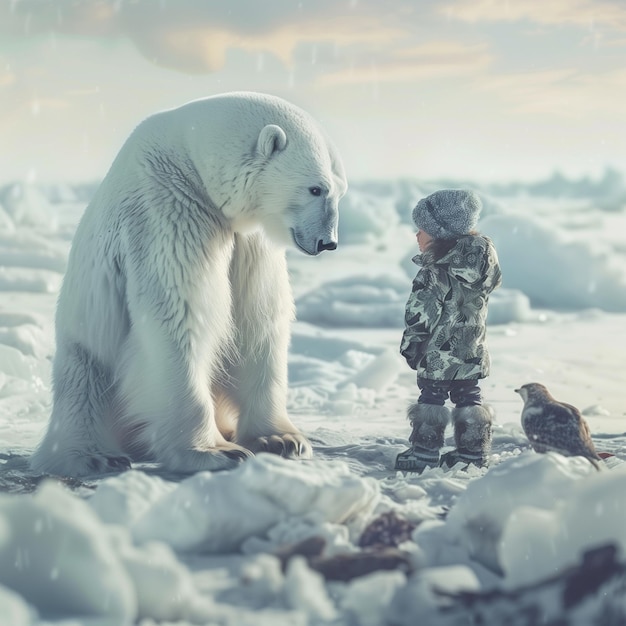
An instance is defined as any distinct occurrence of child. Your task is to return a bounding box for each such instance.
[395,189,502,473]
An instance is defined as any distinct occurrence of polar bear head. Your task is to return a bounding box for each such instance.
[248,119,347,256]
[167,92,347,255]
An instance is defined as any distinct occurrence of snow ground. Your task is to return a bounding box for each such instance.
[0,174,625,625]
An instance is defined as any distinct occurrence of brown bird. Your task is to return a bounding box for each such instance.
[515,383,602,470]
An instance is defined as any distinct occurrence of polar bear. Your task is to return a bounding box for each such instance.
[30,91,347,477]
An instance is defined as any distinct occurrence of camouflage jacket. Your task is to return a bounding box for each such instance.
[400,234,502,381]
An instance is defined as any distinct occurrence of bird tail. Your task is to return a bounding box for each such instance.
[588,457,601,471]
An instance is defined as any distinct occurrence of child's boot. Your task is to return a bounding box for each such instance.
[440,405,493,469]
[395,403,450,473]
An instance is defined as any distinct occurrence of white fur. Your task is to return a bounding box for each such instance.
[30,92,347,477]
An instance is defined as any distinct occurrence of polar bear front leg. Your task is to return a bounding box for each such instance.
[231,356,312,459]
[229,234,312,458]
[118,310,252,473]
[118,213,254,474]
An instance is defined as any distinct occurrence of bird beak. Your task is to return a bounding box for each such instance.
[514,388,520,394]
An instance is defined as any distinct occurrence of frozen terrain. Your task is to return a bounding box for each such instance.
[1,171,626,625]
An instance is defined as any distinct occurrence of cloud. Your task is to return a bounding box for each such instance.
[0,0,433,74]
[3,0,626,80]
[477,66,626,117]
[127,18,404,74]
[442,0,626,31]
[0,62,15,88]
[318,40,492,86]
[0,0,120,37]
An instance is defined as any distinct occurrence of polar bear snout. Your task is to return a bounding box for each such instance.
[290,227,338,256]
[317,238,337,252]
[289,196,341,256]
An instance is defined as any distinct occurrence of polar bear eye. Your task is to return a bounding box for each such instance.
[309,186,322,196]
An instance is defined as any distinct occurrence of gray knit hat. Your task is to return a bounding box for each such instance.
[412,189,482,239]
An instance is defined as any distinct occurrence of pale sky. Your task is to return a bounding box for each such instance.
[1,0,626,186]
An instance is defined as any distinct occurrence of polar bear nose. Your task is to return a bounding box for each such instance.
[317,239,337,252]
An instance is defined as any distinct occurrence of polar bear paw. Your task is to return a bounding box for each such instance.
[31,451,132,478]
[87,455,132,473]
[248,433,313,459]
[162,443,254,474]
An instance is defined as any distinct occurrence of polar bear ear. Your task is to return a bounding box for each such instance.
[256,124,287,158]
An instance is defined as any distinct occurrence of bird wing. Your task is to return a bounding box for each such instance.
[522,402,601,462]
[560,403,602,460]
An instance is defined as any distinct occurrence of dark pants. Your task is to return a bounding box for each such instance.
[417,378,482,407]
